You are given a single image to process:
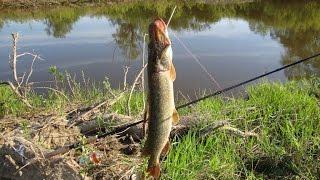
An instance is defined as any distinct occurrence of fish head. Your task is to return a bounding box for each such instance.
[149,18,171,46]
[149,18,172,72]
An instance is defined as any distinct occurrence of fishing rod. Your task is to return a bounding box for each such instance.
[40,49,320,158]
[176,52,320,109]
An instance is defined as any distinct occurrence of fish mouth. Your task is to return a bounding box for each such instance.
[149,18,171,47]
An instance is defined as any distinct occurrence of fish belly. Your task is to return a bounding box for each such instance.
[145,73,174,161]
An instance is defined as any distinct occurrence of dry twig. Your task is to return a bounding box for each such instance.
[127,64,148,116]
[123,66,129,91]
[221,126,258,138]
[3,33,43,108]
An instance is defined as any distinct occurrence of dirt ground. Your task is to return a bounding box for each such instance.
[0,114,143,179]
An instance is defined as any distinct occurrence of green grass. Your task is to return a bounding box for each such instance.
[1,78,320,179]
[163,78,320,179]
[0,73,121,116]
[0,85,29,116]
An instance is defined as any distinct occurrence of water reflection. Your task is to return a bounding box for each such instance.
[239,0,320,79]
[0,0,319,94]
[111,20,142,60]
[44,9,81,38]
[279,29,320,79]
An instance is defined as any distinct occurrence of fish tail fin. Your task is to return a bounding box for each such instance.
[172,108,180,125]
[147,163,161,179]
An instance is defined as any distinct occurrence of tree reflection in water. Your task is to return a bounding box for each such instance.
[111,20,141,60]
[0,0,319,79]
[43,9,82,38]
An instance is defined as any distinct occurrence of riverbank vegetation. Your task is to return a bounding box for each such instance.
[1,72,320,178]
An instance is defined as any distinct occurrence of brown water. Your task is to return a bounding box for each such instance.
[0,0,319,97]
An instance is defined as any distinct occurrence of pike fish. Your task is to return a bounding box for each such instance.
[142,18,179,179]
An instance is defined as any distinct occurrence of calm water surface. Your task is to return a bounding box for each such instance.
[0,1,319,98]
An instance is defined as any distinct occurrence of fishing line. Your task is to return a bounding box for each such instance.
[167,6,177,27]
[172,32,223,90]
[167,5,223,90]
[176,52,320,109]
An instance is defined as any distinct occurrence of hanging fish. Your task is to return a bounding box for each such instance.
[142,18,179,179]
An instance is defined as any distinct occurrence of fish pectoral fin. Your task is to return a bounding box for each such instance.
[172,108,180,125]
[170,63,176,81]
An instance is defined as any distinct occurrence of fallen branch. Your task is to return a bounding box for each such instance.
[27,120,139,162]
[27,114,259,162]
[79,113,133,134]
[68,92,125,127]
[221,126,258,138]
[27,116,190,160]
[5,155,19,170]
[197,120,230,138]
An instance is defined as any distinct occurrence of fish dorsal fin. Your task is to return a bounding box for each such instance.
[172,108,180,125]
[170,63,176,81]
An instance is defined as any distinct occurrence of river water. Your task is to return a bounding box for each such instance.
[0,0,319,98]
